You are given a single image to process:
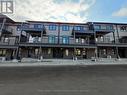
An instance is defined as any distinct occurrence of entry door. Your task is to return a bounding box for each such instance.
[53,48,63,58]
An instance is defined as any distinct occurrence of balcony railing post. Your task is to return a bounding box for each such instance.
[113,31,116,43]
[116,25,120,43]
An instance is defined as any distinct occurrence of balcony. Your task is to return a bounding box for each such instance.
[19,36,96,48]
[96,36,127,47]
[0,36,19,48]
[96,36,115,44]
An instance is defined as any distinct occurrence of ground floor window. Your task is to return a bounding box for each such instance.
[0,50,6,56]
[35,48,39,55]
[65,49,69,56]
[76,49,81,56]
[48,48,51,54]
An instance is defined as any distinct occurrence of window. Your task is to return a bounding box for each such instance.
[22,24,28,29]
[48,48,51,54]
[48,36,55,43]
[94,25,101,30]
[49,25,57,30]
[101,26,107,30]
[34,24,43,29]
[4,38,9,43]
[106,25,113,30]
[29,24,34,28]
[81,38,85,43]
[65,49,69,56]
[76,38,79,43]
[74,26,83,31]
[62,25,70,31]
[35,48,39,55]
[0,50,6,56]
[76,49,81,56]
[62,36,69,44]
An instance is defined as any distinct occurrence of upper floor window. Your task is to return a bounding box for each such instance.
[34,24,43,29]
[22,24,29,29]
[29,24,34,28]
[62,25,70,31]
[81,38,85,43]
[101,26,107,30]
[62,36,69,44]
[74,26,83,31]
[76,38,79,43]
[49,25,57,31]
[94,25,113,30]
[106,25,113,30]
[48,36,55,43]
[94,25,101,30]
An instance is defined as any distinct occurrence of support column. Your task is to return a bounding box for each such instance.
[73,25,77,60]
[116,25,120,43]
[93,27,98,59]
[58,23,60,44]
[39,24,43,60]
[113,31,116,43]
[16,23,23,60]
[115,25,120,59]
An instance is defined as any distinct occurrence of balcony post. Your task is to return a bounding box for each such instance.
[113,30,116,43]
[39,24,43,61]
[93,24,98,60]
[115,25,120,59]
[116,25,120,43]
[73,25,77,60]
[15,22,23,61]
[0,18,6,37]
[58,23,60,44]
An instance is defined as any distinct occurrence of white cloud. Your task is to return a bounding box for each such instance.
[113,7,127,17]
[6,0,96,22]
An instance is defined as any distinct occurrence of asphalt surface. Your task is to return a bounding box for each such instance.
[0,65,127,95]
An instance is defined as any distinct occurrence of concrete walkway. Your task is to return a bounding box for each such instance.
[0,58,127,67]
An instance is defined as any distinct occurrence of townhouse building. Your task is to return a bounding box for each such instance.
[0,14,127,61]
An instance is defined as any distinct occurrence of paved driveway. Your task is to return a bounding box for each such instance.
[0,65,127,95]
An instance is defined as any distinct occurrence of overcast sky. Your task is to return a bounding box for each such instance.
[6,0,127,23]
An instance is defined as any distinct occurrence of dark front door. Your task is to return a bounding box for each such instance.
[119,48,126,58]
[53,48,63,58]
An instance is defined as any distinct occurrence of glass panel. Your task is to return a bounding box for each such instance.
[65,49,69,56]
[62,25,69,31]
[101,26,106,30]
[76,49,81,56]
[48,36,55,43]
[48,48,51,54]
[106,25,113,30]
[29,24,34,28]
[74,26,83,31]
[49,25,57,30]
[76,39,79,43]
[81,39,85,43]
[62,36,69,44]
[94,25,101,30]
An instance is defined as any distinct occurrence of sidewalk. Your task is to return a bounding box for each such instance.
[0,58,127,67]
